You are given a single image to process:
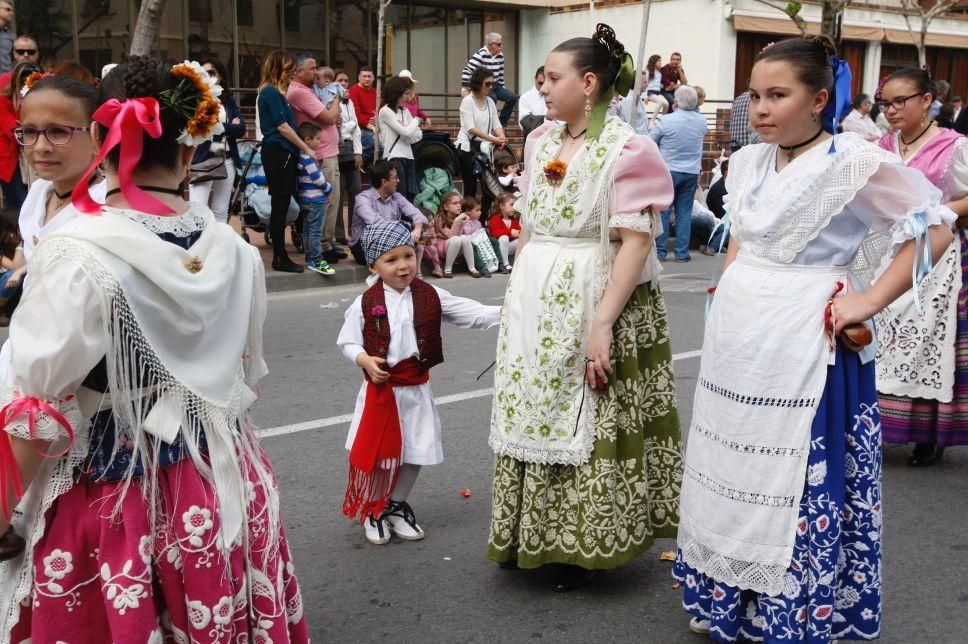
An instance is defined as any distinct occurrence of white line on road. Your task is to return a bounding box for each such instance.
[257,349,702,439]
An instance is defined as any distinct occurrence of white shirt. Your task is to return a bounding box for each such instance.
[378,105,422,160]
[338,279,501,464]
[455,94,500,152]
[339,98,363,155]
[646,69,662,93]
[518,85,547,123]
[20,179,108,264]
[840,109,881,141]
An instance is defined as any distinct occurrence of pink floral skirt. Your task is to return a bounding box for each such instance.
[9,452,309,643]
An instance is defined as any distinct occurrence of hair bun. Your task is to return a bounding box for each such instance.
[807,34,837,59]
[593,23,625,58]
[123,55,160,99]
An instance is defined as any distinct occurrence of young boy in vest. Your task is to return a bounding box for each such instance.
[337,221,501,544]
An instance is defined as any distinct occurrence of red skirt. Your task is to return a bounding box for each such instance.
[9,452,309,643]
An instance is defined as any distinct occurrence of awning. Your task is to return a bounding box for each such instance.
[732,13,966,48]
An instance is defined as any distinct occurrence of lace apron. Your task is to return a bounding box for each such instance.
[678,254,847,596]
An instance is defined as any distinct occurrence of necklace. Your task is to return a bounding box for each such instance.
[565,127,587,140]
[900,122,934,157]
[777,127,825,162]
[53,187,72,201]
[105,185,184,198]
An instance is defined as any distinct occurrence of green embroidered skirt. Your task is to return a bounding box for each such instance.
[487,282,683,569]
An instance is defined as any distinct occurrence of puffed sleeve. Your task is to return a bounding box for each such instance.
[849,161,957,257]
[948,139,968,202]
[0,257,106,441]
[608,134,674,234]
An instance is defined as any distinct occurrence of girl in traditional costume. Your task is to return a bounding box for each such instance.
[487,24,683,592]
[873,67,968,467]
[338,220,500,544]
[0,56,309,642]
[673,37,955,642]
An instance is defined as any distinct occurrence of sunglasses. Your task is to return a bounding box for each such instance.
[483,81,495,88]
[15,48,37,56]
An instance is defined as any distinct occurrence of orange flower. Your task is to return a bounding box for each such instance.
[543,159,567,186]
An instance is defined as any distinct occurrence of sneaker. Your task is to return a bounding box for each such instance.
[499,265,511,274]
[688,617,712,634]
[381,500,425,541]
[364,516,391,545]
[701,246,717,257]
[480,266,492,278]
[307,260,335,275]
[674,256,692,263]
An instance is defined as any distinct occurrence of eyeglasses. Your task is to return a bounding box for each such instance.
[14,48,37,56]
[14,125,91,147]
[875,92,924,112]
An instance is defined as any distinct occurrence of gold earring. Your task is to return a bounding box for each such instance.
[584,96,592,118]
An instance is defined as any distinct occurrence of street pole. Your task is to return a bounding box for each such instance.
[628,0,652,132]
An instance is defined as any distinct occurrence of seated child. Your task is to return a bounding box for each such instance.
[460,196,499,277]
[337,221,501,544]
[414,207,443,279]
[495,157,522,198]
[486,194,521,274]
[296,122,335,275]
[433,191,475,278]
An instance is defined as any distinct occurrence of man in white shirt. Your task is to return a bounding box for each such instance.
[840,93,881,142]
[518,66,547,138]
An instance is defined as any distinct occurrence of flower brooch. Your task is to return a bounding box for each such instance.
[543,160,567,186]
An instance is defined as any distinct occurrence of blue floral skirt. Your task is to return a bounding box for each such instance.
[673,345,882,642]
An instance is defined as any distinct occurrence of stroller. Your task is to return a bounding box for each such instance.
[229,139,303,252]
[478,144,522,206]
[411,131,461,212]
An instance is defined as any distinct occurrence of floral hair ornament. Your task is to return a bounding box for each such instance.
[162,61,224,146]
[72,97,177,215]
[587,23,635,140]
[20,71,52,97]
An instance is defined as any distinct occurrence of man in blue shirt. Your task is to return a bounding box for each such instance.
[649,85,707,262]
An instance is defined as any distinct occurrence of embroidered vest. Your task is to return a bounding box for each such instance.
[361,278,443,372]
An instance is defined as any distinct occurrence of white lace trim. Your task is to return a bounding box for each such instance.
[678,525,788,596]
[887,205,952,257]
[101,203,211,236]
[609,211,654,235]
[0,393,82,441]
[875,235,961,402]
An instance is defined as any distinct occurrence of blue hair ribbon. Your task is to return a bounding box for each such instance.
[908,212,934,315]
[824,56,853,154]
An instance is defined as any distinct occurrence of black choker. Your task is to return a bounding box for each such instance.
[106,185,184,198]
[52,188,72,201]
[900,122,934,156]
[778,127,825,161]
[566,127,587,140]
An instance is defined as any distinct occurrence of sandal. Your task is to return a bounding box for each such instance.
[443,270,453,279]
[431,268,444,278]
[469,270,482,278]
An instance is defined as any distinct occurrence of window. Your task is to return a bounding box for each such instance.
[189,0,212,24]
[238,0,253,28]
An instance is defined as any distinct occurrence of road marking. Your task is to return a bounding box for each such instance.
[257,349,702,439]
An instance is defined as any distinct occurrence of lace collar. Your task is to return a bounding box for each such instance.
[100,202,212,236]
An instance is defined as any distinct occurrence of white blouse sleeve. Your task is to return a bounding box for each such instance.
[1,257,105,440]
[379,106,423,144]
[849,162,957,257]
[337,295,366,365]
[949,139,968,202]
[244,244,269,388]
[434,287,502,330]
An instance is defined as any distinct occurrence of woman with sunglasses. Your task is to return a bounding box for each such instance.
[874,66,968,467]
[455,66,507,215]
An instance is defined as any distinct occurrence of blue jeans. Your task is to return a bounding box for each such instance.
[656,171,698,260]
[301,201,327,264]
[708,221,730,254]
[492,83,519,127]
[361,128,376,164]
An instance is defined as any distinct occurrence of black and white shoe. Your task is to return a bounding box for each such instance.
[364,516,390,545]
[381,500,425,541]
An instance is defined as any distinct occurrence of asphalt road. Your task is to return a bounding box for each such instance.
[250,253,968,643]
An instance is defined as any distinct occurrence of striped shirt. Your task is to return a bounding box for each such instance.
[461,46,504,87]
[297,153,332,205]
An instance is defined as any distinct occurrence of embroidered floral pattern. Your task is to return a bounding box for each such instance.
[489,285,683,567]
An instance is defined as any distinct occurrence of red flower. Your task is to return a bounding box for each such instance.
[812,605,833,620]
[371,305,388,317]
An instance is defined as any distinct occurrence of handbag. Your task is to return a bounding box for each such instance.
[189,153,228,184]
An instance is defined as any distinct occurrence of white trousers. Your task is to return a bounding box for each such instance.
[188,158,235,224]
[496,235,519,266]
[444,235,475,272]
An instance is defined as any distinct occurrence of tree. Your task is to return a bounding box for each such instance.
[13,0,72,58]
[130,0,168,56]
[754,0,854,40]
[754,1,808,37]
[374,0,391,161]
[900,0,961,67]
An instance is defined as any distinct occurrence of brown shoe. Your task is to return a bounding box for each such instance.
[0,526,26,561]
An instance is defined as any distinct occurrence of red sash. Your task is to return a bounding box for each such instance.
[342,357,429,522]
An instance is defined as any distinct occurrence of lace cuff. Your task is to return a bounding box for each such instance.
[888,204,957,257]
[609,209,658,236]
[0,391,81,442]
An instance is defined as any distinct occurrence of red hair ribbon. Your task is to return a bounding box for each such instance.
[72,97,177,215]
[0,396,77,518]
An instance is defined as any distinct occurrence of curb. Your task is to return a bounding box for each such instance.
[264,261,371,293]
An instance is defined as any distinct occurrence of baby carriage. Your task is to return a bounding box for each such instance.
[478,144,521,206]
[229,140,303,251]
[411,131,461,212]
